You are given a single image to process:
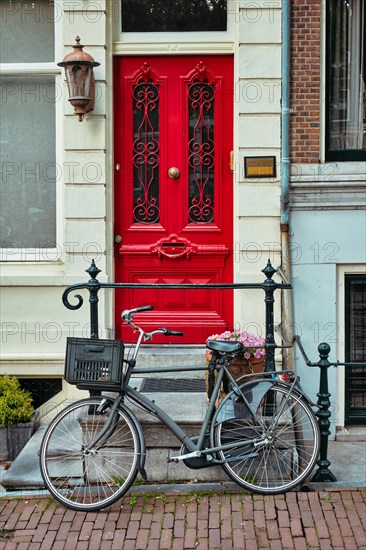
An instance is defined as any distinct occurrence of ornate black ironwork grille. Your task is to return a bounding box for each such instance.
[187,64,215,224]
[132,71,160,224]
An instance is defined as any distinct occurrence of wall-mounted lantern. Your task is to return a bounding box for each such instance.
[58,36,100,121]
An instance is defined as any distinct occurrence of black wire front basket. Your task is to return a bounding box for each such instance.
[64,337,125,391]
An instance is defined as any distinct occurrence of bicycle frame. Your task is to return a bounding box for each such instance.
[109,306,307,466]
[124,363,224,461]
[121,358,298,466]
[118,313,226,461]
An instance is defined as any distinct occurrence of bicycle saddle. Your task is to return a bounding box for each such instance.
[206,340,244,354]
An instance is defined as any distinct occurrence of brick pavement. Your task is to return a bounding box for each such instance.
[0,488,365,549]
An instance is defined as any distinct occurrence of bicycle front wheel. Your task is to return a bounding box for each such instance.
[40,397,140,511]
[215,382,320,494]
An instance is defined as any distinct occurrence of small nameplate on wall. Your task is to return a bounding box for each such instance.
[244,156,276,178]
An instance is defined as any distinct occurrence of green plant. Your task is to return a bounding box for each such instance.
[36,497,55,514]
[129,495,137,506]
[0,375,34,427]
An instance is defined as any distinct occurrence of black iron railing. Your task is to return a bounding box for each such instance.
[62,259,292,373]
[294,335,366,482]
[62,260,366,485]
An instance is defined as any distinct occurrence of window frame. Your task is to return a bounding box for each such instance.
[344,274,366,424]
[0,6,63,263]
[325,0,366,162]
[112,0,235,55]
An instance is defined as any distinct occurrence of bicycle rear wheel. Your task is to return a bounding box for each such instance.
[40,397,140,511]
[215,382,320,494]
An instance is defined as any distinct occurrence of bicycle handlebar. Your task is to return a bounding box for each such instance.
[121,306,184,338]
[158,328,184,337]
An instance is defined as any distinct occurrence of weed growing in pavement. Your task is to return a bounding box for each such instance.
[36,497,55,514]
[128,495,138,506]
[183,490,215,504]
[156,493,168,505]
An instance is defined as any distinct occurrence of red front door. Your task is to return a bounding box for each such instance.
[114,56,233,343]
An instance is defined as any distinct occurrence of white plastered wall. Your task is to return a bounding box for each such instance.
[0,1,110,414]
[234,1,282,338]
[0,0,284,410]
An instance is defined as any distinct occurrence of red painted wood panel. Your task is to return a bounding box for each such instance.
[114,56,233,343]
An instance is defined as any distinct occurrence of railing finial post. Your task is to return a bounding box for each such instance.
[312,342,337,482]
[86,260,101,339]
[262,259,276,372]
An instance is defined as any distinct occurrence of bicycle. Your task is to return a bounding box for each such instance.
[39,305,320,511]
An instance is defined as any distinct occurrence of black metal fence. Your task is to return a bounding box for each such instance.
[62,260,366,484]
[62,259,291,373]
[294,336,366,482]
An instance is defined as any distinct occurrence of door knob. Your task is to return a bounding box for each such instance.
[114,235,122,243]
[168,167,180,179]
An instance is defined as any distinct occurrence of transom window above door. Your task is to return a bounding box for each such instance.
[121,0,227,33]
[113,0,233,51]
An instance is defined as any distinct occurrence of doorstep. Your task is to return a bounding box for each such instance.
[336,425,366,442]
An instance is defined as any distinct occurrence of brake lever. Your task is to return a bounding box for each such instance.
[121,310,132,322]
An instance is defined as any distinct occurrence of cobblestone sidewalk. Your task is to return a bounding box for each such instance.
[0,488,365,549]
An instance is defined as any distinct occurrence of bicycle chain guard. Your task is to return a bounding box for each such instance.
[179,434,214,469]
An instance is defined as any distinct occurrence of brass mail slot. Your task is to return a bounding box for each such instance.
[162,242,185,247]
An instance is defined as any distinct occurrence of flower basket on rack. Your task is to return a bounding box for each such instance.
[225,355,265,381]
[205,329,266,398]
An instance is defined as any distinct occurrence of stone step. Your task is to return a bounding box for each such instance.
[127,385,226,483]
[131,345,207,379]
[336,425,366,442]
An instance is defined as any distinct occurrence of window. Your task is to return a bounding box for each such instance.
[326,0,366,161]
[345,275,366,424]
[0,0,55,62]
[121,0,227,33]
[0,0,59,258]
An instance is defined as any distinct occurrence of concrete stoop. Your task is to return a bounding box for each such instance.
[2,342,365,492]
[336,425,366,442]
[133,345,207,377]
[2,384,226,491]
[126,387,227,483]
[2,347,216,491]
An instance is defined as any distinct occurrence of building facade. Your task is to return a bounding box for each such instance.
[289,0,366,431]
[0,0,365,433]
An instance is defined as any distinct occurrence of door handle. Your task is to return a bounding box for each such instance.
[168,167,180,179]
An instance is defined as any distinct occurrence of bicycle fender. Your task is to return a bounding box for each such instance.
[213,379,275,426]
[118,403,147,481]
